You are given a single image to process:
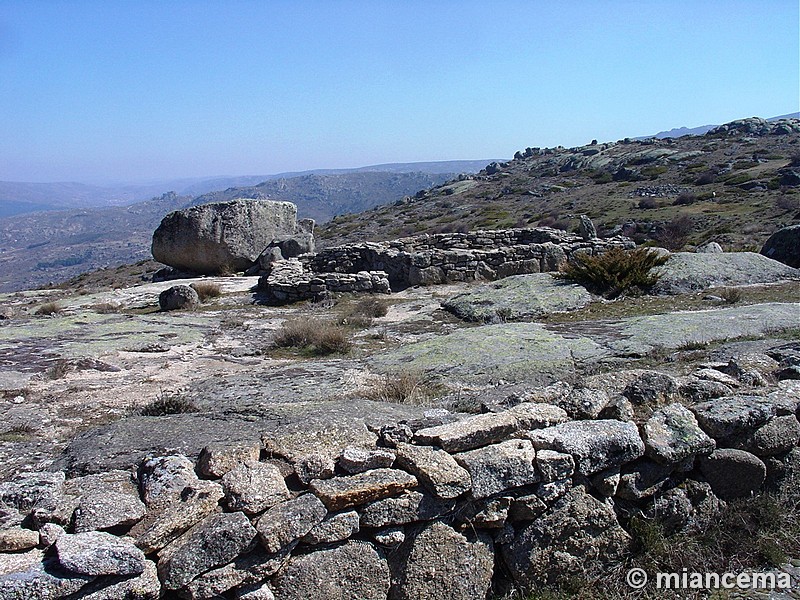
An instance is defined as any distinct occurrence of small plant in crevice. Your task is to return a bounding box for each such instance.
[139,390,198,416]
[718,287,743,304]
[556,247,668,299]
[0,423,36,443]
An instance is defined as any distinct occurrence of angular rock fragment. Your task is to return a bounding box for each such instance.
[358,490,456,528]
[138,455,200,507]
[506,402,569,430]
[393,443,471,499]
[131,479,224,554]
[0,471,65,514]
[642,403,715,465]
[733,415,800,456]
[390,521,494,600]
[197,441,262,478]
[453,439,539,499]
[301,510,360,545]
[0,549,92,599]
[535,449,575,482]
[698,449,766,500]
[158,511,257,590]
[271,541,390,600]
[70,559,160,599]
[623,371,678,405]
[503,487,631,589]
[66,470,146,533]
[293,453,336,486]
[454,496,511,528]
[616,460,673,501]
[372,527,405,548]
[691,395,793,440]
[181,548,291,600]
[338,446,395,474]
[256,494,326,554]
[536,478,571,503]
[508,493,547,521]
[526,419,644,476]
[222,461,291,515]
[55,531,146,576]
[0,527,39,552]
[414,412,519,452]
[554,387,610,419]
[309,468,417,511]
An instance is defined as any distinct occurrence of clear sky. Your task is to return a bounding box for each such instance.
[0,1,797,184]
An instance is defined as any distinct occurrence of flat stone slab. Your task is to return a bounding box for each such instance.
[453,439,540,499]
[595,303,800,357]
[652,252,799,295]
[393,443,472,499]
[256,494,327,554]
[358,490,456,528]
[691,394,798,440]
[414,412,520,453]
[55,531,146,577]
[442,273,592,322]
[370,322,606,385]
[309,468,418,511]
[527,420,645,476]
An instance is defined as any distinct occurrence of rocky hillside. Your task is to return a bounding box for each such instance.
[318,117,800,251]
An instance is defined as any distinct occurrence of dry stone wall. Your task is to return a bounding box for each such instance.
[257,226,634,303]
[1,367,798,599]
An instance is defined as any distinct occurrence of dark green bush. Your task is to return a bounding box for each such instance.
[557,247,668,298]
[140,391,198,416]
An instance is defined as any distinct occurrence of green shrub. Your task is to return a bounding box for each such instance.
[655,215,694,250]
[557,247,668,298]
[673,192,697,205]
[273,318,352,356]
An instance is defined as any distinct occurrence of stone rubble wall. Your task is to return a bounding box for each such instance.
[308,227,634,289]
[1,361,799,599]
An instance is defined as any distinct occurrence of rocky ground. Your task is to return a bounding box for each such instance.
[0,248,799,598]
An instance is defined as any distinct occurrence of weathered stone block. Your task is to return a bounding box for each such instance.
[393,443,471,499]
[309,468,417,511]
[453,439,539,499]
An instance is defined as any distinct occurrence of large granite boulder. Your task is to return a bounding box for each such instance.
[761,224,800,268]
[151,199,302,274]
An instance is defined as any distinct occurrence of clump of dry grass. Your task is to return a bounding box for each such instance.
[47,358,71,380]
[191,281,223,302]
[339,297,390,328]
[718,286,743,304]
[273,317,352,356]
[92,302,122,314]
[139,390,198,416]
[362,370,440,404]
[35,300,63,316]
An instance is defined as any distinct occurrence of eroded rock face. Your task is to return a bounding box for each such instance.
[503,487,631,590]
[390,521,494,600]
[272,541,390,600]
[151,199,300,274]
[761,224,800,268]
[158,511,257,590]
[642,403,716,465]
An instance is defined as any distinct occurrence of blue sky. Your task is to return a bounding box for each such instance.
[0,1,797,184]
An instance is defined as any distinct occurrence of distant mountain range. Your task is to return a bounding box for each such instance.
[0,160,496,218]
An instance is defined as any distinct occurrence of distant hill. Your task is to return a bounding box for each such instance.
[0,167,481,292]
[0,160,495,218]
[318,117,800,253]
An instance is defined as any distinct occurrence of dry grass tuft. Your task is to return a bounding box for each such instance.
[362,370,441,404]
[191,281,223,302]
[139,390,198,416]
[339,297,390,328]
[273,317,352,356]
[35,300,63,316]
